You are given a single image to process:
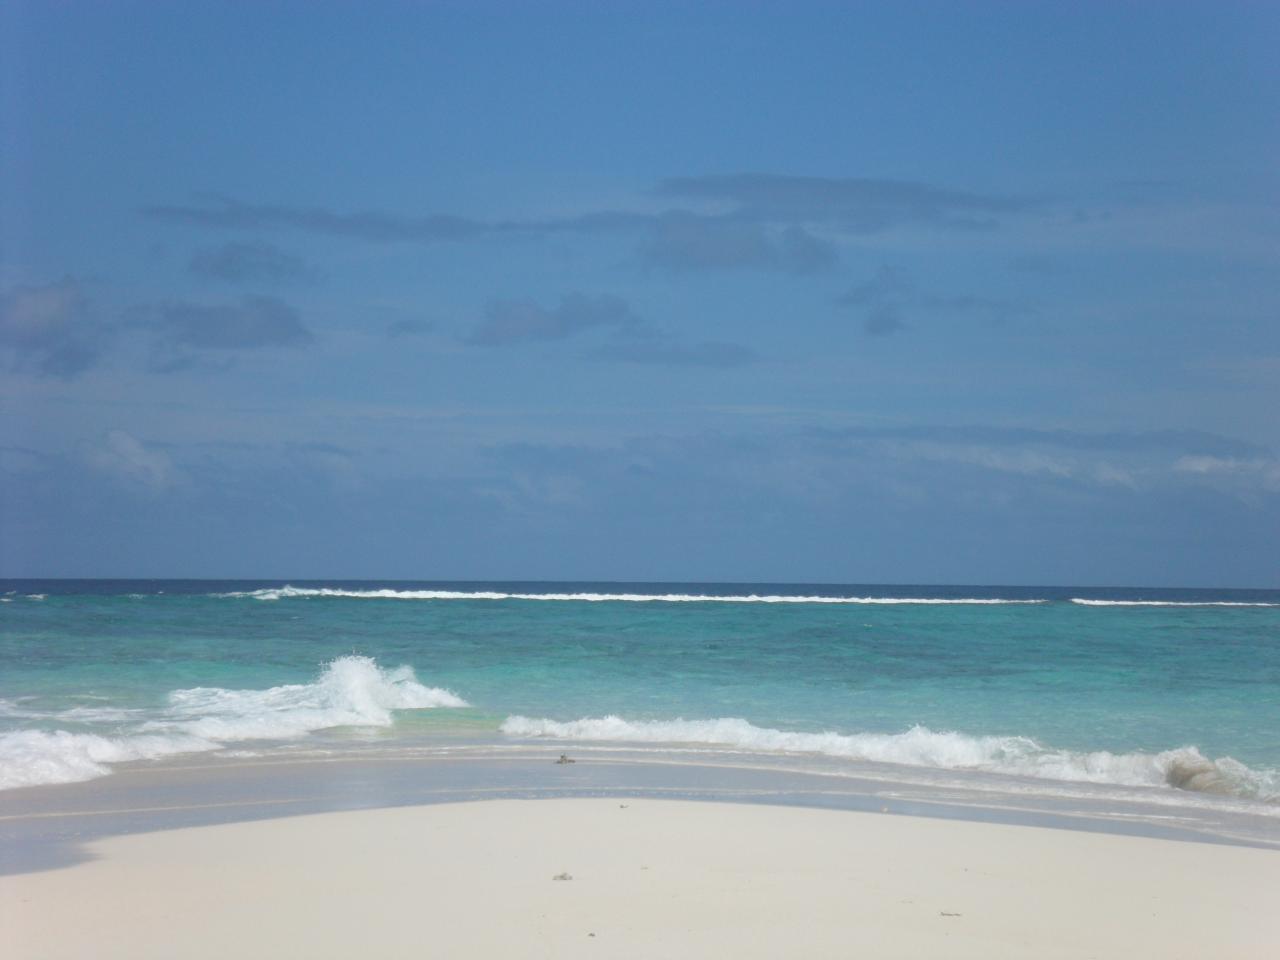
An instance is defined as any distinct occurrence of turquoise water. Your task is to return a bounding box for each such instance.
[1,580,1277,801]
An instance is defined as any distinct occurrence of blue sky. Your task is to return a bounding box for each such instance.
[2,1,1278,585]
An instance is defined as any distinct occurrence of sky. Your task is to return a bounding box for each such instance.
[1,1,1278,586]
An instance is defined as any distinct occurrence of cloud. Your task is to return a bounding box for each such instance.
[919,293,1030,323]
[385,318,434,338]
[889,441,1078,479]
[657,173,1027,231]
[792,424,1280,497]
[189,241,309,283]
[83,430,176,491]
[642,215,835,274]
[144,173,1030,277]
[468,293,639,346]
[3,283,316,377]
[146,195,483,243]
[1175,455,1247,474]
[1174,455,1280,492]
[862,304,907,337]
[838,265,914,307]
[142,195,652,251]
[151,296,313,350]
[839,265,1032,336]
[839,265,912,335]
[592,338,757,367]
[465,291,756,365]
[821,424,1268,459]
[11,419,1274,583]
[484,424,1277,527]
[0,279,107,377]
[0,445,49,476]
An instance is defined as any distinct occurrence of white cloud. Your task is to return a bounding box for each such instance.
[84,431,176,491]
[896,441,1076,479]
[1173,455,1280,492]
[1091,463,1140,489]
[0,279,105,377]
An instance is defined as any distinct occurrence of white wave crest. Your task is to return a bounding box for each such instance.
[499,715,1279,801]
[1071,599,1278,607]
[156,655,467,741]
[0,729,214,790]
[0,656,467,790]
[226,586,1046,605]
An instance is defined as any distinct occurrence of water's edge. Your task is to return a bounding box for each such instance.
[3,742,1277,877]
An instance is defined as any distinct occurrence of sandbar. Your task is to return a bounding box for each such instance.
[3,796,1278,958]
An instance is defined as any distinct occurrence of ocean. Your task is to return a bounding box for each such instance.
[2,579,1277,818]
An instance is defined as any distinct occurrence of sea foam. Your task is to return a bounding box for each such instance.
[157,655,466,741]
[499,715,1279,802]
[1070,599,1278,607]
[0,729,215,790]
[226,586,1045,605]
[0,656,466,790]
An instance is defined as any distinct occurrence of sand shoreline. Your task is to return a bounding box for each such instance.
[3,746,1278,881]
[3,795,1278,958]
[5,742,1278,855]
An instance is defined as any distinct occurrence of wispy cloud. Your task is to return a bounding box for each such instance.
[642,215,835,274]
[467,294,640,346]
[819,424,1268,458]
[0,279,107,377]
[839,265,914,307]
[465,291,756,366]
[189,241,310,284]
[144,173,1032,277]
[139,295,313,372]
[146,195,484,243]
[83,430,177,491]
[0,445,50,477]
[385,318,434,338]
[2,283,317,378]
[839,266,913,335]
[657,173,1028,231]
[1174,454,1280,492]
[839,265,1033,336]
[862,304,907,337]
[592,337,757,368]
[151,295,313,350]
[479,424,1275,524]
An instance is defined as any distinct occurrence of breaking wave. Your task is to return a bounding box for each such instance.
[1071,599,1278,607]
[499,715,1279,803]
[154,655,466,741]
[225,586,1046,605]
[0,656,466,790]
[0,729,214,791]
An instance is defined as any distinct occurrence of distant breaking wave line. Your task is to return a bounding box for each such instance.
[1071,599,1279,608]
[223,586,1048,605]
[500,715,1278,803]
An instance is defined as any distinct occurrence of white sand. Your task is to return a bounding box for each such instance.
[3,798,1277,958]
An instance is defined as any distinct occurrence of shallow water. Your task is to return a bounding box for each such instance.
[2,580,1277,810]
